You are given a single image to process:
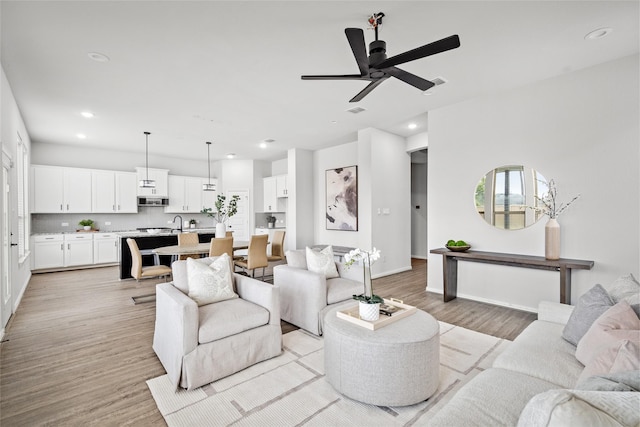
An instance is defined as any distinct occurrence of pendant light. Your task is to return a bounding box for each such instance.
[202,141,216,191]
[139,131,156,188]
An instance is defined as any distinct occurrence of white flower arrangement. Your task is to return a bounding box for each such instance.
[344,247,383,304]
[529,179,580,219]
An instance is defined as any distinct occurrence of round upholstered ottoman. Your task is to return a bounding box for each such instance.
[324,306,440,406]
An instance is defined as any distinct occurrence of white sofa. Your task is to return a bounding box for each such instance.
[273,248,364,336]
[428,301,640,426]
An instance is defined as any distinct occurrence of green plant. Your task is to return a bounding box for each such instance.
[266,215,276,224]
[344,248,384,304]
[201,194,241,224]
[78,219,94,227]
[447,239,468,247]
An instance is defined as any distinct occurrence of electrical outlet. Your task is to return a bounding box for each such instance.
[61,222,69,227]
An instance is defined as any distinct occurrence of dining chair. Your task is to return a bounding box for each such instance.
[127,238,172,304]
[234,234,269,280]
[209,236,234,258]
[177,232,200,260]
[267,230,286,262]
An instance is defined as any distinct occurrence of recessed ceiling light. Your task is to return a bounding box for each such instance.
[80,111,94,118]
[76,133,87,139]
[259,142,267,149]
[585,27,613,40]
[331,120,338,124]
[408,123,418,130]
[226,153,235,159]
[87,52,110,62]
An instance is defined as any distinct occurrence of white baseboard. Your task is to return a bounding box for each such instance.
[411,255,428,260]
[0,328,4,342]
[426,288,537,313]
[12,271,31,312]
[373,265,413,279]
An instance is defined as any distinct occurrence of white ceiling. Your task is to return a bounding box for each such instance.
[1,1,638,162]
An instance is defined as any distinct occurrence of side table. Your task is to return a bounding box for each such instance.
[324,305,440,407]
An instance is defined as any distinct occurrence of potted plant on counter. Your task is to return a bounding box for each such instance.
[201,194,241,238]
[78,219,94,231]
[344,247,383,321]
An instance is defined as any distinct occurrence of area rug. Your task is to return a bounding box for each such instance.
[147,322,510,426]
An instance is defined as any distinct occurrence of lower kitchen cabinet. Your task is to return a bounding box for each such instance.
[32,234,65,270]
[93,233,119,264]
[63,234,94,267]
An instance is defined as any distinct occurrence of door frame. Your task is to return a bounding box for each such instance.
[1,149,13,331]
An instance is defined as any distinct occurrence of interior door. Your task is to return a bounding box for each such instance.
[2,155,12,329]
[226,190,249,242]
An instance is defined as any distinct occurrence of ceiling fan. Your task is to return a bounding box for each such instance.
[301,12,460,102]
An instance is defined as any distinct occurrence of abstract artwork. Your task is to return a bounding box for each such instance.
[326,166,358,231]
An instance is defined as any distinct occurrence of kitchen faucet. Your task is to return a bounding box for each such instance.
[172,215,183,233]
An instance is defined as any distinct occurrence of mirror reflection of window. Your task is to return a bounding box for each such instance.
[475,166,547,230]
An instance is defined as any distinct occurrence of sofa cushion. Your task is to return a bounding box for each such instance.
[493,320,584,388]
[428,368,558,427]
[198,298,270,344]
[186,254,238,306]
[562,284,614,345]
[305,246,339,278]
[576,301,640,366]
[326,277,363,304]
[607,273,640,317]
[517,389,640,427]
[285,249,307,269]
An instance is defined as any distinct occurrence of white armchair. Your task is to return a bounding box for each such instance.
[273,248,364,336]
[153,257,282,390]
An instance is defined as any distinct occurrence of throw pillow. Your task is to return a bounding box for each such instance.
[607,273,640,318]
[562,284,614,345]
[575,370,640,392]
[186,253,238,306]
[575,301,640,365]
[285,249,307,269]
[305,246,339,279]
[577,339,640,384]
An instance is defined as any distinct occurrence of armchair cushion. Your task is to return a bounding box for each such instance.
[305,246,339,278]
[198,298,270,344]
[327,277,363,304]
[186,254,237,306]
[172,256,235,294]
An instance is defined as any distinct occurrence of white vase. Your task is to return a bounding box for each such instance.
[359,301,380,321]
[545,218,560,260]
[215,223,226,238]
[83,226,91,231]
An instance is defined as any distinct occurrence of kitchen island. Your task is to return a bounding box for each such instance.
[118,229,216,280]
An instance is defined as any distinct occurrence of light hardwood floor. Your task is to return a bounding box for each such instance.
[1,259,535,426]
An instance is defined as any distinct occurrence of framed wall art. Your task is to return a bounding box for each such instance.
[326,165,358,231]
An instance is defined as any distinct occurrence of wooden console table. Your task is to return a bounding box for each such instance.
[430,248,594,304]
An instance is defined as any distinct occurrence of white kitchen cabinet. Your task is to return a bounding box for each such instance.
[93,233,119,264]
[92,170,138,213]
[32,234,64,270]
[165,175,205,213]
[136,167,169,197]
[64,234,94,266]
[263,177,278,212]
[32,165,92,213]
[276,175,288,198]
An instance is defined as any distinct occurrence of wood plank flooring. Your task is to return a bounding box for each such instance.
[1,258,535,426]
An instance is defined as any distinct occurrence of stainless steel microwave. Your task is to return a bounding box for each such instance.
[137,197,169,207]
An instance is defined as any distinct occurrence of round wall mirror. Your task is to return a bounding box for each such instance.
[474,165,548,230]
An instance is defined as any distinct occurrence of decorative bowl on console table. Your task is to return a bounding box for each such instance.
[446,239,471,252]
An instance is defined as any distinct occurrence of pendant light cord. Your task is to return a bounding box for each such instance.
[206,141,212,185]
[144,131,151,181]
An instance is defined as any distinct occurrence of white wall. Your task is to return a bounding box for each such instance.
[428,55,640,311]
[289,148,314,250]
[1,66,32,329]
[313,129,412,277]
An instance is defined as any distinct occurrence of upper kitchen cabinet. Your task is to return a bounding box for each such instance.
[165,175,206,213]
[92,170,137,213]
[276,175,288,198]
[32,165,92,213]
[135,167,169,197]
[263,176,278,212]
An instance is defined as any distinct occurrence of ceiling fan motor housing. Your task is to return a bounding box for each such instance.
[368,40,387,67]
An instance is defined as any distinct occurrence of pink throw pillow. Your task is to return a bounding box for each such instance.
[575,301,640,366]
[577,339,640,383]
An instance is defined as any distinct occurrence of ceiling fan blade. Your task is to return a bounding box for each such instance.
[374,34,460,69]
[301,74,364,80]
[349,78,388,103]
[386,67,435,91]
[345,28,369,76]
